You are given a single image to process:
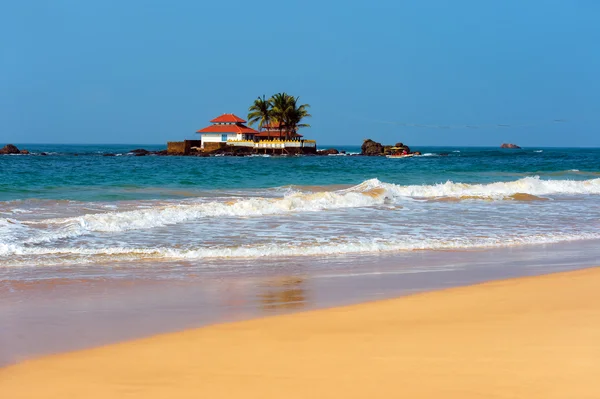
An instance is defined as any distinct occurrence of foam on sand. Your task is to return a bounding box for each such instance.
[2,231,600,265]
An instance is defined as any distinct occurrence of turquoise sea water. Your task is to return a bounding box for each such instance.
[1,144,599,274]
[1,145,599,201]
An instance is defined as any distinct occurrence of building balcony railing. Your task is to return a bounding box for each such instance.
[227,140,316,148]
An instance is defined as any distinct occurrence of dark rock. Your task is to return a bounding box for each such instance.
[413,151,422,155]
[20,150,30,155]
[317,148,339,155]
[40,152,48,156]
[361,139,384,156]
[154,150,168,156]
[231,147,253,155]
[500,143,521,149]
[129,148,150,155]
[103,153,116,157]
[0,144,20,154]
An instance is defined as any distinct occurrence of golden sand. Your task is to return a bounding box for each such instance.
[2,267,600,399]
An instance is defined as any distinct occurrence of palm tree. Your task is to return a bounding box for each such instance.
[269,92,291,140]
[268,93,311,140]
[247,95,272,139]
[284,96,311,140]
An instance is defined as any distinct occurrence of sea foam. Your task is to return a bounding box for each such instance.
[2,231,600,265]
[379,176,600,199]
[3,177,599,245]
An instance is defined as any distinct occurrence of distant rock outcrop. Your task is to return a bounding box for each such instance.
[129,148,151,156]
[362,139,415,156]
[317,148,339,155]
[361,139,384,156]
[500,143,521,149]
[0,144,21,154]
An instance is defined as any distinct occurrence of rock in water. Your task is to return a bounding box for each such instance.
[500,143,521,149]
[0,144,21,154]
[361,139,384,156]
[129,148,150,156]
[317,148,339,155]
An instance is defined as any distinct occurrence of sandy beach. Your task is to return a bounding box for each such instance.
[2,266,599,398]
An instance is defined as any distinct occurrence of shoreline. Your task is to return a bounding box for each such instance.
[3,239,600,367]
[2,266,600,398]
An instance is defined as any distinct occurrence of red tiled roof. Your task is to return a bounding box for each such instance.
[197,124,258,134]
[262,122,284,129]
[259,122,303,137]
[210,114,246,123]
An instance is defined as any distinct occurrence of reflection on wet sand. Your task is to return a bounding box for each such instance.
[257,277,308,311]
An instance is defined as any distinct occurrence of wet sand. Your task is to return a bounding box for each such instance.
[3,240,600,367]
[2,266,599,399]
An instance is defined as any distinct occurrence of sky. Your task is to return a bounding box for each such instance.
[2,0,599,146]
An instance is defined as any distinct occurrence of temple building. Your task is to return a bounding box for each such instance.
[186,112,316,154]
[196,114,259,149]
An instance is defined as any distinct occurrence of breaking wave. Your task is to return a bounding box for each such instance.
[1,177,599,245]
[377,176,600,198]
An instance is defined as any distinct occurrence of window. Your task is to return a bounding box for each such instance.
[221,134,228,142]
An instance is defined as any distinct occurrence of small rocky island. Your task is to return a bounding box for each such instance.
[361,139,420,156]
[0,144,29,155]
[500,143,521,149]
[1,141,422,157]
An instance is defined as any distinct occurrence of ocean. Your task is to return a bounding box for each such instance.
[1,144,600,363]
[2,145,599,270]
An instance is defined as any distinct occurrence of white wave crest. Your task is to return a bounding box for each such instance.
[380,176,600,199]
[6,177,600,245]
[18,186,388,242]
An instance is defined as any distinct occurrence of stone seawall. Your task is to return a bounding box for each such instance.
[203,142,228,152]
[167,140,202,155]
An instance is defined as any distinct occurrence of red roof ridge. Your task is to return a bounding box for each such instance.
[197,124,258,134]
[210,113,246,123]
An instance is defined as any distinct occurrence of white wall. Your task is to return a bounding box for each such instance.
[200,133,237,147]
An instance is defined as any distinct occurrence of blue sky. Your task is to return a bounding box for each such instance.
[2,0,599,146]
